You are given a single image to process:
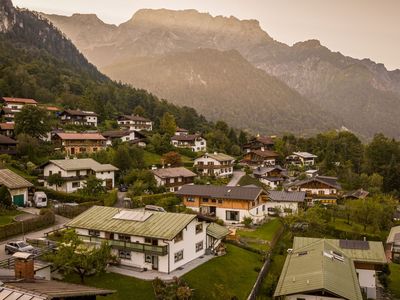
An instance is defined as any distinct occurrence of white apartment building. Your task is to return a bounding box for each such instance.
[171,134,206,152]
[117,115,153,131]
[41,158,118,193]
[67,206,229,273]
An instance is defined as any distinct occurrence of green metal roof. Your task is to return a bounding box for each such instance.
[274,239,363,300]
[207,223,230,239]
[293,237,387,264]
[67,206,197,240]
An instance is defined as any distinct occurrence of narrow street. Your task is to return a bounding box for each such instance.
[227,170,245,186]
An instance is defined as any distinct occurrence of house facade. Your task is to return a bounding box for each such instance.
[66,206,229,273]
[0,97,38,121]
[242,135,274,153]
[59,109,98,127]
[117,115,153,131]
[241,150,279,168]
[194,152,235,178]
[171,134,206,152]
[176,185,269,224]
[386,225,400,263]
[0,122,15,137]
[102,130,146,147]
[266,191,305,216]
[286,176,341,206]
[53,132,106,156]
[253,166,287,189]
[0,168,33,207]
[286,152,317,167]
[41,158,118,193]
[152,167,197,192]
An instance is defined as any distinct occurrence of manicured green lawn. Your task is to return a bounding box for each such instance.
[389,263,400,298]
[238,175,263,187]
[143,150,162,166]
[238,219,282,241]
[0,210,22,226]
[65,272,155,300]
[183,244,262,300]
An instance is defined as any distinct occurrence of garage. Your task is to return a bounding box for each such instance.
[12,194,25,207]
[0,168,33,207]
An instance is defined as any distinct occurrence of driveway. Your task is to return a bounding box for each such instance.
[227,171,245,186]
[0,210,70,261]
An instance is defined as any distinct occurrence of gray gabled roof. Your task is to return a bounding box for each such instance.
[253,165,285,176]
[176,185,264,201]
[152,167,196,179]
[287,176,341,190]
[43,158,118,172]
[269,191,306,202]
[197,152,234,162]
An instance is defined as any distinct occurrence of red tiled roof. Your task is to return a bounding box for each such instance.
[2,97,38,104]
[56,133,106,140]
[0,123,15,130]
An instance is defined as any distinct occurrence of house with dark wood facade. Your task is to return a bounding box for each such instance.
[242,135,274,153]
[152,167,197,192]
[53,132,106,156]
[241,150,279,168]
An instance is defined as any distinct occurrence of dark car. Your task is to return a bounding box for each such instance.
[5,241,35,255]
[118,184,128,192]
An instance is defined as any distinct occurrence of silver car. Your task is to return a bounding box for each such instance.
[5,241,35,255]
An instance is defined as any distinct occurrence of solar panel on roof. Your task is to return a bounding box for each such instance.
[113,210,153,222]
[339,239,370,250]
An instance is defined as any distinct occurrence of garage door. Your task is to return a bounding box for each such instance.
[13,194,24,207]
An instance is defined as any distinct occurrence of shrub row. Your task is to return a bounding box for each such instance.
[0,210,55,241]
[37,187,101,204]
[104,190,118,207]
[131,192,176,204]
[52,201,103,219]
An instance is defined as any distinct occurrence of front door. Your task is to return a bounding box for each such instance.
[13,194,24,207]
[151,256,158,270]
[209,206,217,216]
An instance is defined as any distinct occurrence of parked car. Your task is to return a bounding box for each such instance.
[5,241,35,255]
[118,184,128,192]
[33,191,47,208]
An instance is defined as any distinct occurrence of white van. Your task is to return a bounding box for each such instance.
[33,191,47,208]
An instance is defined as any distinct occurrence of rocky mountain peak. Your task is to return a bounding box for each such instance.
[293,39,323,49]
[0,0,16,32]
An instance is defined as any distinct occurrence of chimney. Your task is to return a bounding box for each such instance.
[13,252,35,281]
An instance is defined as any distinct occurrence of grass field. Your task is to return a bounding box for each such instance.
[65,272,155,300]
[237,175,263,187]
[143,150,193,167]
[183,244,262,300]
[236,219,282,251]
[0,210,22,226]
[389,263,400,298]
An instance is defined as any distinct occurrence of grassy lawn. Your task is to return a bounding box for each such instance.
[237,175,263,187]
[183,244,262,300]
[389,263,400,298]
[0,210,22,226]
[237,219,283,251]
[65,272,155,300]
[143,150,193,168]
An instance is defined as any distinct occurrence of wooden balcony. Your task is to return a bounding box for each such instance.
[78,235,168,256]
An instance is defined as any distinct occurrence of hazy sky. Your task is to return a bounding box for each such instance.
[12,0,400,70]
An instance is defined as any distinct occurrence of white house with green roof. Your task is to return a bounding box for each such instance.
[193,152,235,178]
[66,206,229,273]
[41,158,118,193]
[274,237,387,300]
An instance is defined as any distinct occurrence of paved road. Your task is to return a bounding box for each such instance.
[227,171,245,186]
[0,210,70,261]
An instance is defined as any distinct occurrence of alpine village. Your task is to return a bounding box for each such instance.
[0,1,399,299]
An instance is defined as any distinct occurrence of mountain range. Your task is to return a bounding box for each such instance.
[43,9,400,139]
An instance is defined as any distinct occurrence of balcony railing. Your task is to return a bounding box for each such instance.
[78,235,168,256]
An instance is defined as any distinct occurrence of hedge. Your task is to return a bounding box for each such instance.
[37,187,101,204]
[52,201,103,219]
[0,210,55,241]
[131,192,176,205]
[104,190,118,207]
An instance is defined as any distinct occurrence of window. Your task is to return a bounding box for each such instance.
[256,208,259,214]
[202,198,209,203]
[119,234,130,242]
[283,208,293,213]
[218,199,223,204]
[187,196,195,202]
[318,190,325,195]
[145,254,152,263]
[72,182,80,188]
[145,237,157,245]
[174,250,184,262]
[211,199,216,203]
[226,211,239,221]
[196,223,203,234]
[79,147,86,153]
[196,241,204,252]
[252,201,255,207]
[262,205,265,211]
[88,230,100,237]
[174,231,183,243]
[76,170,80,176]
[119,250,131,259]
[267,207,275,212]
[49,171,53,176]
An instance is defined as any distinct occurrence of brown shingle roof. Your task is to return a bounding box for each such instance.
[171,134,201,142]
[176,185,264,201]
[152,167,196,179]
[0,134,17,145]
[55,132,105,140]
[118,115,151,122]
[250,150,279,158]
[2,97,38,104]
[6,280,114,299]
